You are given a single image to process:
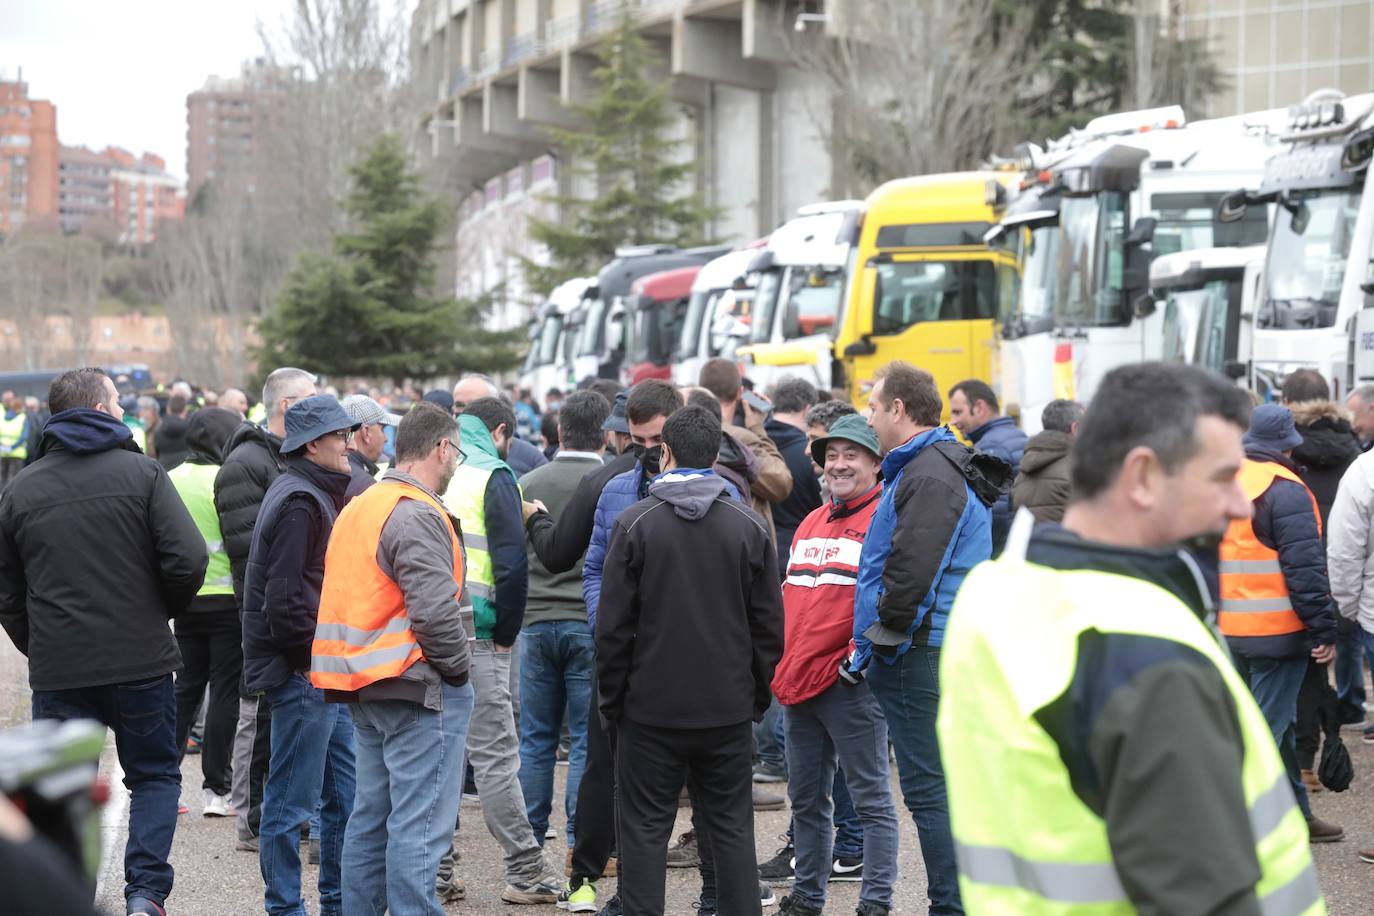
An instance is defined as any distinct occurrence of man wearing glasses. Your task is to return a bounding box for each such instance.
[242,395,360,916]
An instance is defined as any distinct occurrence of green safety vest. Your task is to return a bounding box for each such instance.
[442,419,521,640]
[0,411,27,461]
[125,419,146,453]
[168,461,234,597]
[938,549,1323,915]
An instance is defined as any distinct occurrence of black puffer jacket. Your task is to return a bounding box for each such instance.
[0,410,207,690]
[1289,400,1362,530]
[1231,447,1339,659]
[214,423,287,604]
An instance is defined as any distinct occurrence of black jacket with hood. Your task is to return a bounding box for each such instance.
[765,418,823,559]
[214,422,288,604]
[595,469,784,729]
[0,409,207,691]
[1289,400,1362,530]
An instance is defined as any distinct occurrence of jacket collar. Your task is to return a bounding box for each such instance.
[969,415,1016,444]
[286,454,352,508]
[1244,446,1301,475]
[1026,525,1214,622]
[828,483,882,521]
[881,425,955,480]
[381,467,443,503]
[349,449,379,478]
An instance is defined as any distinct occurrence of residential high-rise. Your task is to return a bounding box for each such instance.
[58,144,115,233]
[0,76,59,237]
[59,146,183,244]
[185,58,287,199]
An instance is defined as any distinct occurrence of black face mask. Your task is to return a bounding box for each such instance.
[632,443,663,476]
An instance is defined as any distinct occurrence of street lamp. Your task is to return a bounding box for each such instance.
[793,12,828,32]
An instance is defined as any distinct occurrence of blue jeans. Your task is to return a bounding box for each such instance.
[518,619,594,847]
[785,768,863,859]
[867,646,963,915]
[1232,654,1310,818]
[754,695,786,772]
[33,674,180,908]
[260,673,357,916]
[784,681,899,910]
[342,680,474,916]
[1335,624,1371,722]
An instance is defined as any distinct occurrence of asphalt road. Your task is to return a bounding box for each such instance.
[2,637,1371,914]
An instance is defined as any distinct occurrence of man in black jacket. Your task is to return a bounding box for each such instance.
[242,395,358,916]
[0,367,207,916]
[340,394,400,499]
[215,366,316,851]
[597,405,785,916]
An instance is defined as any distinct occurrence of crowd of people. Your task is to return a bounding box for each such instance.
[1,355,1370,916]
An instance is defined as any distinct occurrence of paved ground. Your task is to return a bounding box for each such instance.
[2,637,1371,914]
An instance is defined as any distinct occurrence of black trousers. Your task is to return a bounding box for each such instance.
[570,682,619,887]
[616,718,758,916]
[1295,657,1327,771]
[174,610,243,796]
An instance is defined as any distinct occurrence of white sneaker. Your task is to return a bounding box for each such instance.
[545,824,558,840]
[203,790,233,817]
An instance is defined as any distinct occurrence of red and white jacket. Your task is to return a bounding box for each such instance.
[771,484,882,705]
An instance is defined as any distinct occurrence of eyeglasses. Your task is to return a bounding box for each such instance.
[328,429,355,444]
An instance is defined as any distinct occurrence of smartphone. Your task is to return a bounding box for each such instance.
[742,389,773,418]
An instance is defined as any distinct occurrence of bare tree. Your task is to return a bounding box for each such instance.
[61,234,103,365]
[784,0,1044,194]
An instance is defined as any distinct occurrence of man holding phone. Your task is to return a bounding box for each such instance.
[698,359,793,541]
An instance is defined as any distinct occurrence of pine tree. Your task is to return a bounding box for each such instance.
[257,135,524,385]
[521,16,718,293]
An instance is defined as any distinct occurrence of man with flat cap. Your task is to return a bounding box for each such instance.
[241,394,361,916]
[340,394,402,499]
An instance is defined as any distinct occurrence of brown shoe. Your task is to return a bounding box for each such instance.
[1301,769,1323,793]
[1358,849,1374,864]
[753,786,786,810]
[666,830,700,868]
[1308,815,1344,843]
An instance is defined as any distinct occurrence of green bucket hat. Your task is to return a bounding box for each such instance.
[810,413,881,466]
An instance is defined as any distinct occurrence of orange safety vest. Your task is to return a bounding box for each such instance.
[1218,459,1319,639]
[311,480,465,692]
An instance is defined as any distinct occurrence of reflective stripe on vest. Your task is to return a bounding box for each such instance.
[167,461,234,596]
[311,481,464,691]
[0,412,27,461]
[1218,460,1317,638]
[443,462,498,637]
[938,557,1324,915]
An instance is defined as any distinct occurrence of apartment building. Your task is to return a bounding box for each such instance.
[58,146,183,244]
[186,58,289,199]
[411,0,836,324]
[0,77,59,237]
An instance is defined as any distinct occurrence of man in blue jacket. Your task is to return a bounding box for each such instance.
[948,379,1025,553]
[848,362,1009,916]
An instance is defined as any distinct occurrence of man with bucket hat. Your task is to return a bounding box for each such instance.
[1220,402,1343,842]
[241,395,362,916]
[771,415,899,916]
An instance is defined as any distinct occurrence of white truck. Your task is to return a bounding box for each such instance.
[1219,91,1374,397]
[992,105,1283,432]
[670,247,762,388]
[733,201,862,394]
[1151,245,1266,383]
[519,276,594,397]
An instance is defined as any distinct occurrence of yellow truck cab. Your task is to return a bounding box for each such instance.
[836,172,1020,411]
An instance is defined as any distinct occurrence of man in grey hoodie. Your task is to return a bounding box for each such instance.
[596,405,785,916]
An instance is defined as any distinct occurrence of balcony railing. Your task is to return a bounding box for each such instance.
[477,48,501,79]
[545,14,579,51]
[450,68,470,96]
[504,32,540,69]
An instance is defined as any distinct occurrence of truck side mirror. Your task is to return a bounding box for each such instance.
[1125,216,1156,246]
[1217,191,1250,224]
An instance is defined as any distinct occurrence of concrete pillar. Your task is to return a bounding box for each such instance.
[672,15,776,90]
[519,66,579,129]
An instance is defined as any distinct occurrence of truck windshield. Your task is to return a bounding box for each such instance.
[676,290,712,361]
[750,269,785,343]
[1257,188,1362,330]
[872,259,998,335]
[576,298,606,356]
[1162,280,1233,371]
[780,268,846,340]
[1054,192,1128,328]
[1018,224,1060,328]
[628,297,688,365]
[535,315,563,366]
[1150,191,1268,256]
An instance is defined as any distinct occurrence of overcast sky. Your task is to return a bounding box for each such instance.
[0,0,299,182]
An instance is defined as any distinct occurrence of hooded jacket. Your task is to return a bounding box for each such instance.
[174,408,243,615]
[443,414,527,646]
[1012,429,1074,524]
[1289,400,1362,529]
[595,470,784,728]
[0,409,208,691]
[1227,446,1338,659]
[214,422,288,604]
[852,426,1008,664]
[765,418,824,561]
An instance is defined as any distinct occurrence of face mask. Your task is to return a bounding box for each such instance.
[632,443,663,476]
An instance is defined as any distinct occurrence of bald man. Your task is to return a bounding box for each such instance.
[453,376,547,476]
[221,389,250,419]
